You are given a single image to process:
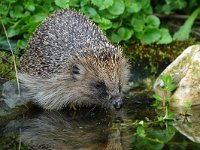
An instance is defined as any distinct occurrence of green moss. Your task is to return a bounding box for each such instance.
[122,39,199,74]
[0,51,19,82]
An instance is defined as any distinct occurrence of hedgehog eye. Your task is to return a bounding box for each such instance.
[72,64,85,74]
[72,64,86,80]
[119,85,122,93]
[94,82,105,90]
[72,64,80,74]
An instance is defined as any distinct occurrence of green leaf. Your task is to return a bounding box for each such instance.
[112,22,120,29]
[140,0,151,9]
[168,84,176,92]
[153,94,162,101]
[1,17,9,24]
[16,39,27,50]
[9,5,24,18]
[158,116,164,122]
[7,0,17,3]
[173,0,187,9]
[0,4,8,15]
[92,14,102,23]
[0,35,17,51]
[7,26,20,38]
[91,0,113,10]
[161,75,172,86]
[132,135,164,150]
[140,28,161,44]
[144,5,153,14]
[164,108,175,121]
[26,23,40,33]
[161,0,187,14]
[157,28,172,44]
[117,27,133,41]
[108,0,125,15]
[24,1,36,12]
[29,13,47,23]
[173,7,200,41]
[131,14,145,32]
[54,0,69,8]
[69,0,79,7]
[126,2,142,13]
[136,126,146,137]
[146,15,160,28]
[99,18,112,30]
[161,4,172,14]
[82,6,97,18]
[148,127,175,143]
[110,33,122,43]
[98,9,118,19]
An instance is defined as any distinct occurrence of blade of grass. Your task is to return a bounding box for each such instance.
[18,128,21,150]
[173,7,200,40]
[1,22,20,96]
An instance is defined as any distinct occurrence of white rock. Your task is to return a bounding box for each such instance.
[154,45,200,107]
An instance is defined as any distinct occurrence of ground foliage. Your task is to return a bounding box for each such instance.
[0,0,200,53]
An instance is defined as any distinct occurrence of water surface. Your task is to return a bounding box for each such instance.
[0,83,200,150]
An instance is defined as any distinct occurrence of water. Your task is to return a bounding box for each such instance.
[0,82,200,150]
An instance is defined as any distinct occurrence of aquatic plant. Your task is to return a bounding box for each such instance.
[153,75,176,121]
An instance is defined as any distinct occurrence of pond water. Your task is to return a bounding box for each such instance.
[0,82,200,150]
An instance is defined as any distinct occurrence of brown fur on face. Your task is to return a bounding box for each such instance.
[68,50,130,108]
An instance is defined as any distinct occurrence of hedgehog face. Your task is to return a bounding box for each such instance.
[70,54,130,110]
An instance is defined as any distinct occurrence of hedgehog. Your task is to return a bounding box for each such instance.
[19,9,130,110]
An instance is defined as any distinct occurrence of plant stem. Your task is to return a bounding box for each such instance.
[1,23,21,96]
[162,91,167,107]
[155,13,200,21]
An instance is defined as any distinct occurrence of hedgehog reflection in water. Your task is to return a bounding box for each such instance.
[19,9,130,110]
[3,111,129,150]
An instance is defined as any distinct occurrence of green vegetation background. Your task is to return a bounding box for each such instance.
[0,0,200,81]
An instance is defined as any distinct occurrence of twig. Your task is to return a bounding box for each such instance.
[18,128,21,150]
[1,23,21,96]
[155,13,200,21]
[162,91,166,107]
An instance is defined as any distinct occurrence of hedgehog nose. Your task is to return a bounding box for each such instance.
[112,98,123,110]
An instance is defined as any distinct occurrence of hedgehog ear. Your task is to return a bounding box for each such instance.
[72,64,86,80]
